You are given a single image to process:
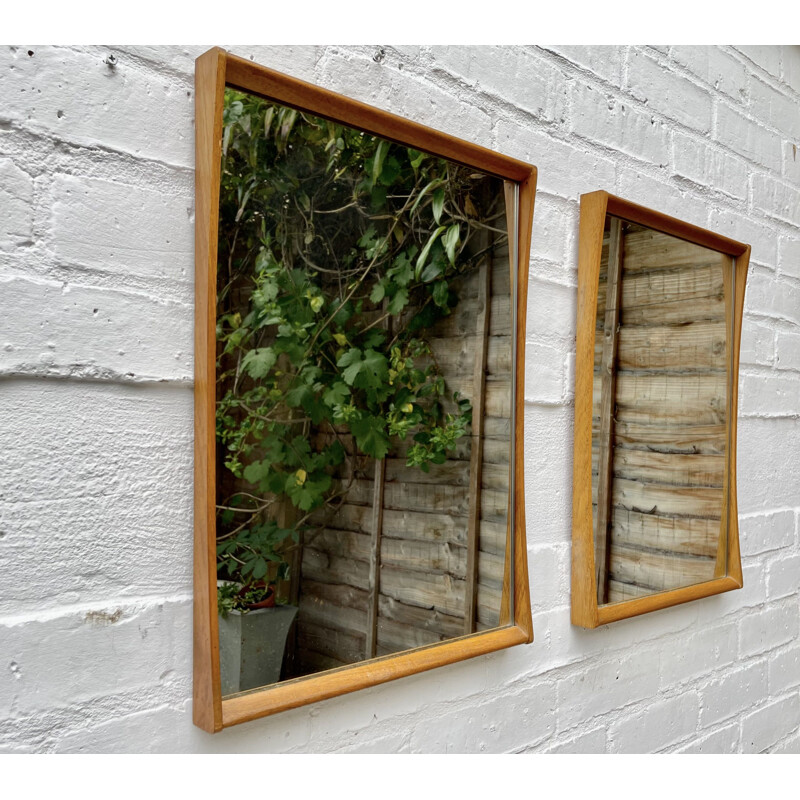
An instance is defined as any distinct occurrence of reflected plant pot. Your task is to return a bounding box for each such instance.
[218,605,299,696]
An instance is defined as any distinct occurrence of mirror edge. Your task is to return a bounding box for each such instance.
[193,47,536,732]
[570,191,750,630]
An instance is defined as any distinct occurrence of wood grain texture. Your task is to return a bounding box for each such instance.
[594,217,622,604]
[193,47,227,734]
[571,191,747,629]
[224,54,532,183]
[571,192,607,626]
[221,625,529,726]
[465,257,491,634]
[194,48,535,730]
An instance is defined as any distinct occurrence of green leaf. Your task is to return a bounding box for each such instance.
[443,223,460,265]
[337,347,364,387]
[370,281,386,304]
[251,558,268,580]
[433,280,449,309]
[337,348,389,390]
[242,459,271,485]
[420,255,444,283]
[408,149,426,172]
[415,226,446,280]
[409,179,443,218]
[323,381,350,407]
[432,187,445,224]
[387,287,409,315]
[351,415,389,459]
[372,140,388,186]
[241,347,277,379]
[285,383,311,408]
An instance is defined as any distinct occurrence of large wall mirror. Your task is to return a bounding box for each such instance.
[571,191,750,628]
[194,48,535,731]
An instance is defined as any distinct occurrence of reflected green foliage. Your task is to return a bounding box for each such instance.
[215,90,503,606]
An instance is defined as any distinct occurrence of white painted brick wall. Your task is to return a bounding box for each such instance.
[0,44,798,753]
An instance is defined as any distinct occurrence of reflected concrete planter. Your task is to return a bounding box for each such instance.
[218,605,298,696]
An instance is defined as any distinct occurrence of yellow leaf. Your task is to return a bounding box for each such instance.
[295,469,307,486]
[401,403,413,414]
[333,332,348,346]
[310,296,323,313]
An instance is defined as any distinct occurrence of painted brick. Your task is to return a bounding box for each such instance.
[0,276,192,381]
[609,691,700,753]
[771,730,800,754]
[707,209,778,267]
[0,600,191,717]
[700,661,768,726]
[752,172,800,226]
[739,510,796,556]
[542,726,606,753]
[0,157,34,250]
[556,654,660,730]
[733,46,782,79]
[544,45,621,85]
[524,341,566,404]
[570,80,671,165]
[768,555,800,600]
[740,317,775,366]
[671,131,748,200]
[430,46,567,125]
[778,235,800,281]
[114,45,324,84]
[53,703,193,754]
[674,722,739,753]
[50,174,193,288]
[528,545,568,613]
[669,46,748,103]
[714,102,784,172]
[0,45,193,167]
[0,380,193,616]
[626,48,712,134]
[738,418,800,514]
[495,117,617,200]
[740,369,800,417]
[522,405,573,548]
[783,141,800,185]
[776,329,800,371]
[739,603,799,658]
[528,600,696,682]
[408,679,556,753]
[741,694,800,753]
[748,75,800,139]
[769,645,800,695]
[781,45,800,87]
[525,194,573,278]
[331,728,412,754]
[616,167,707,227]
[659,622,737,689]
[744,269,800,325]
[315,49,493,152]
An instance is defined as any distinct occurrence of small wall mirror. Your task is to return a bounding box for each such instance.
[194,48,535,731]
[572,191,750,628]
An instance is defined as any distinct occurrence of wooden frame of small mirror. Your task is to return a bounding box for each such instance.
[572,191,750,629]
[194,48,535,731]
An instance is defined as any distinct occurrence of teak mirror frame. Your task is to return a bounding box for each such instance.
[194,47,536,732]
[571,191,750,629]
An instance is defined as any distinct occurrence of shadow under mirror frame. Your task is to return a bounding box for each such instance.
[571,191,750,630]
[194,47,536,732]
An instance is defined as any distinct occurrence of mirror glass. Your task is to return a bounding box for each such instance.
[592,215,733,605]
[214,87,516,696]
